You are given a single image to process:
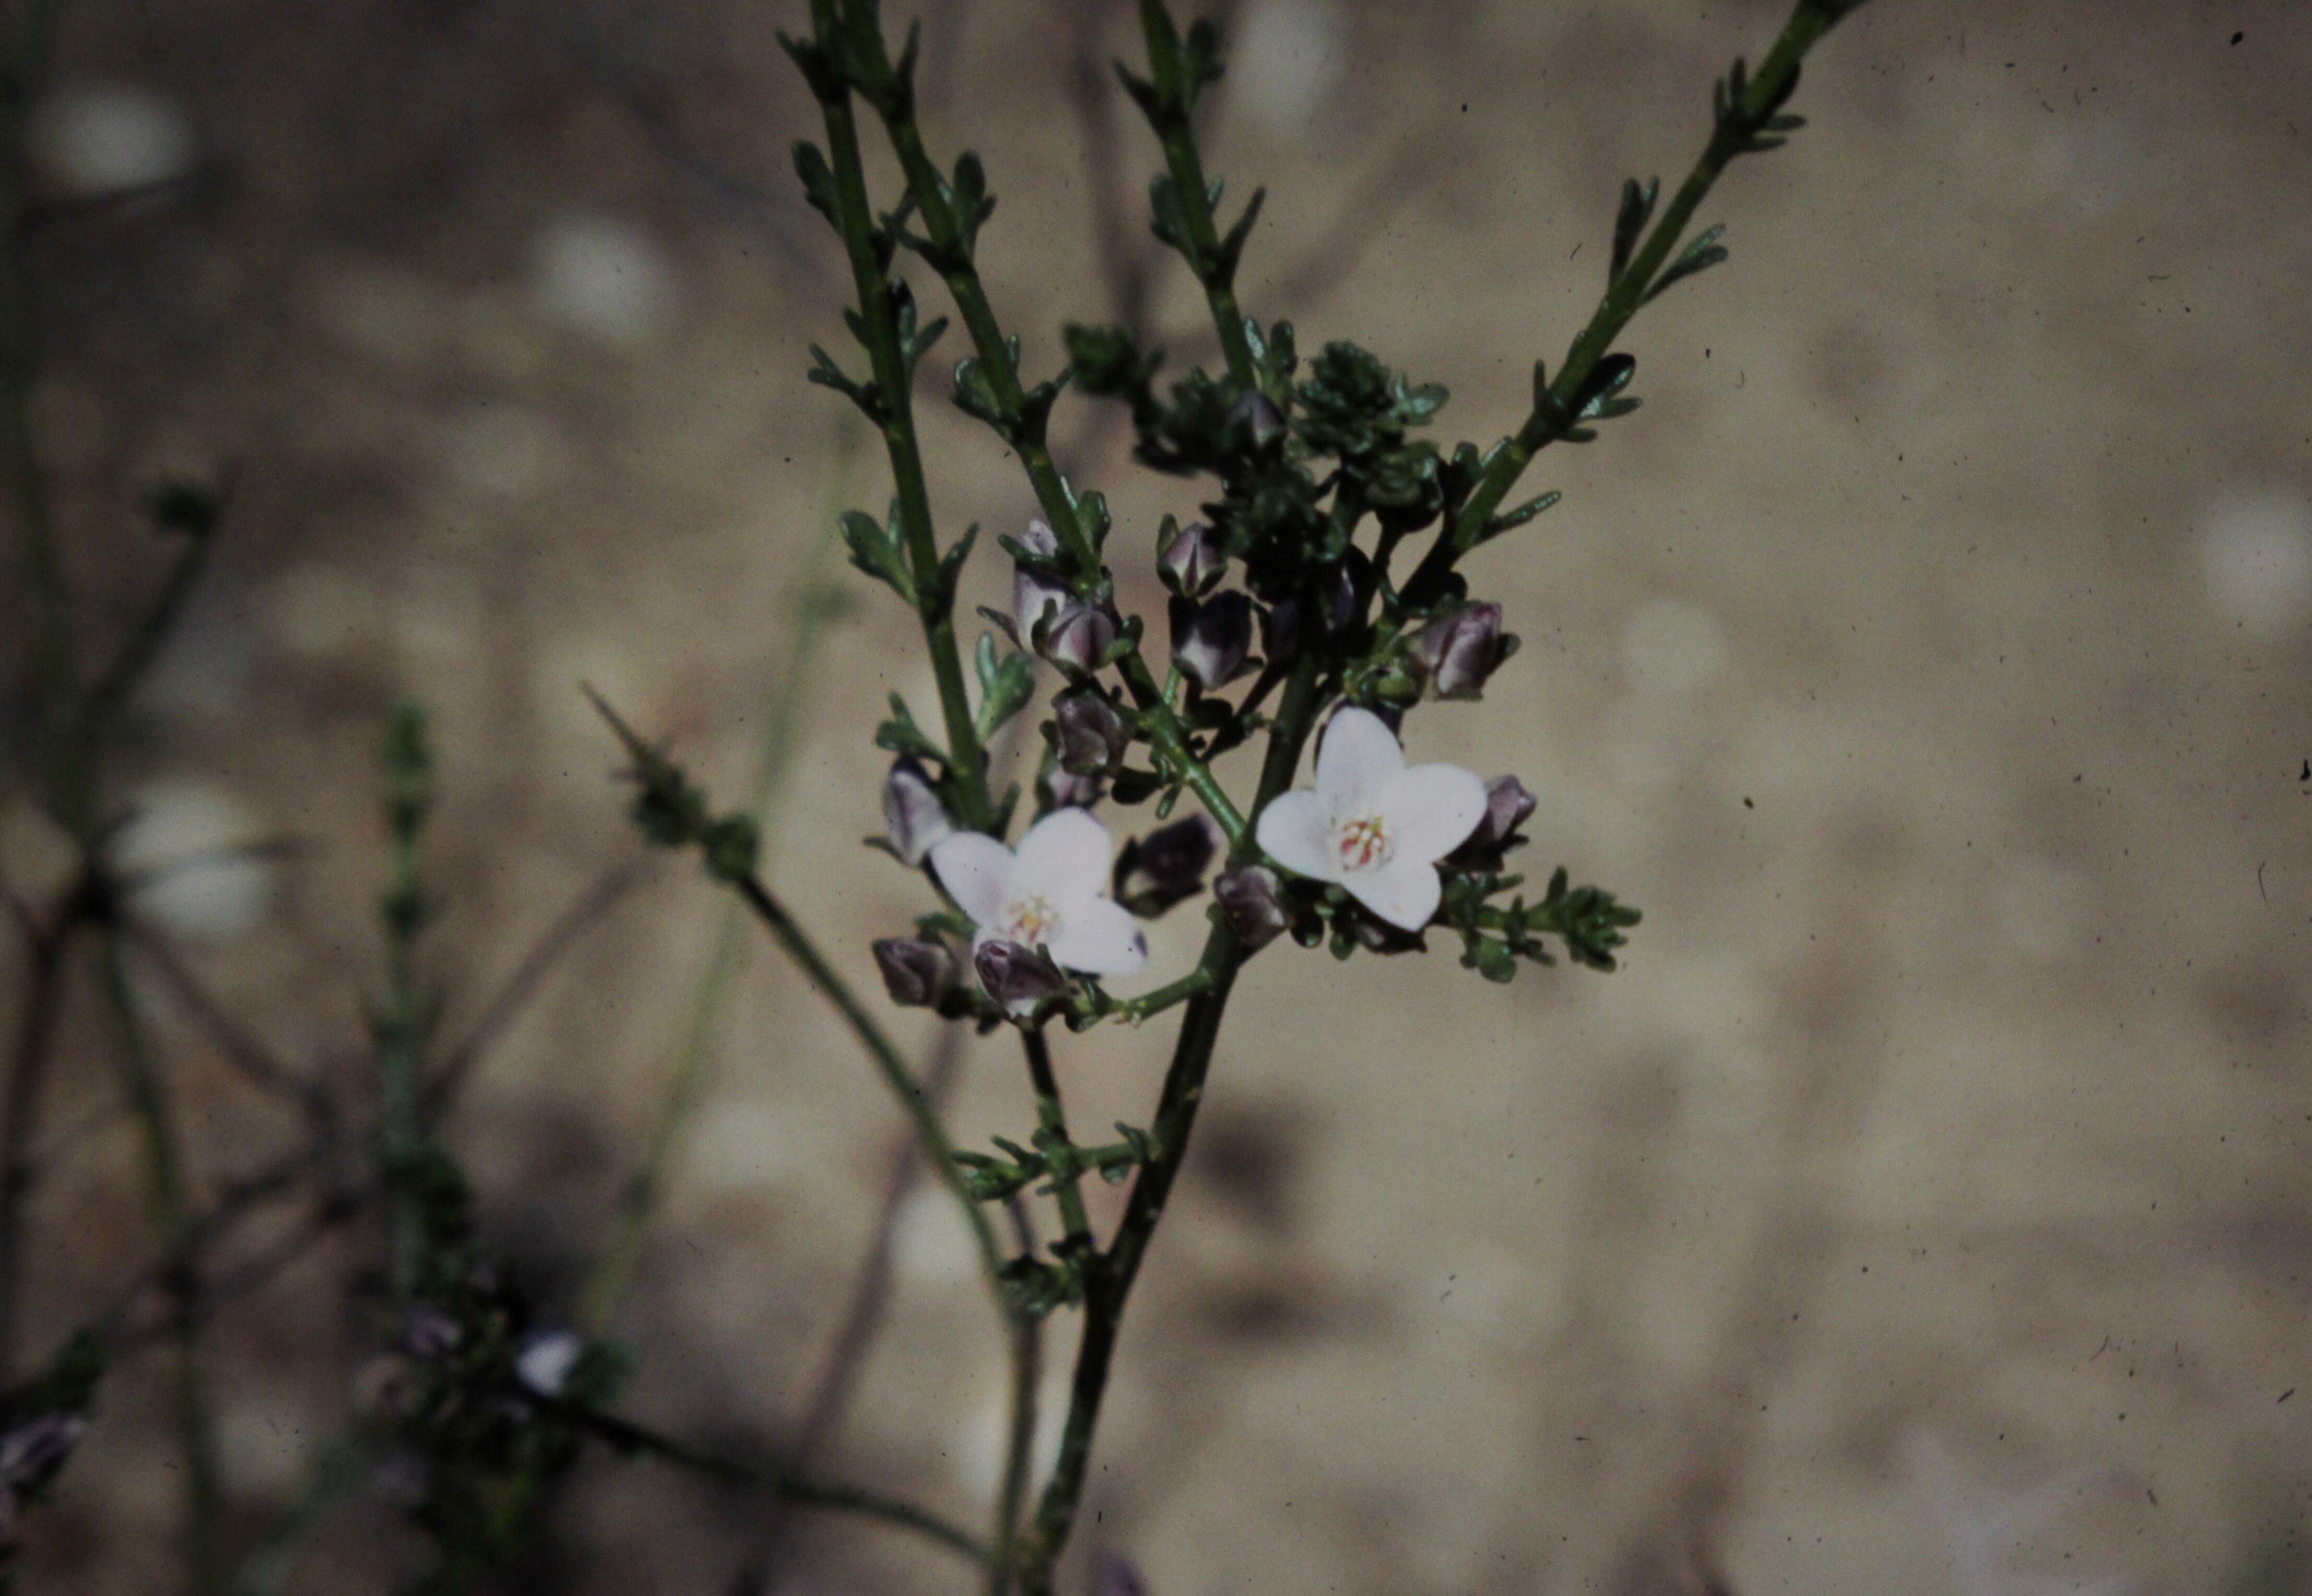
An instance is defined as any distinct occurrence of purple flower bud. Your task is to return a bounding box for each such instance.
[351,1354,420,1421]
[1053,691,1129,776]
[400,1304,462,1360]
[1116,814,1222,916]
[515,1329,585,1399]
[1171,591,1255,690]
[872,936,957,1008]
[1411,601,1509,700]
[370,1449,432,1509]
[1040,765,1103,811]
[882,755,954,867]
[1157,519,1225,597]
[1094,1553,1151,1596]
[1213,865,1290,952]
[0,1413,85,1488]
[1012,516,1071,642]
[975,939,1070,1016]
[1229,388,1285,450]
[1036,599,1116,673]
[1455,774,1537,859]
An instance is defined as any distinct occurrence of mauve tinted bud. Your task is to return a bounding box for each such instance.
[1469,774,1537,853]
[1229,388,1284,449]
[1412,601,1508,700]
[1053,692,1129,776]
[1094,1553,1151,1596]
[1116,814,1222,916]
[1040,765,1102,811]
[874,936,956,1008]
[401,1304,462,1360]
[1157,519,1225,597]
[0,1413,85,1488]
[1172,591,1255,690]
[1012,516,1072,642]
[1039,599,1116,673]
[975,939,1069,1015]
[1213,865,1289,952]
[882,755,954,867]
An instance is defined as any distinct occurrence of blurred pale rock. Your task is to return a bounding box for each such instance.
[954,1364,1069,1499]
[2196,491,2312,640]
[217,1397,313,1496]
[311,263,452,372]
[1233,0,1344,133]
[1621,597,1728,695]
[685,1098,804,1195]
[30,378,108,472]
[444,400,565,498]
[117,778,273,943]
[31,83,196,196]
[891,1184,980,1291]
[270,563,379,658]
[531,214,676,349]
[1991,856,2096,962]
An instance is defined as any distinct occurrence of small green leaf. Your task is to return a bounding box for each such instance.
[974,634,1036,740]
[1610,175,1659,283]
[1644,224,1729,304]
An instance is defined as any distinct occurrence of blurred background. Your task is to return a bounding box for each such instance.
[2,0,2309,1590]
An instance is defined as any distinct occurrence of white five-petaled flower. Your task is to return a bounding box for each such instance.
[1255,707,1488,931]
[930,808,1148,979]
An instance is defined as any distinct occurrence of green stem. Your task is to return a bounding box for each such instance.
[807,48,992,831]
[1133,0,1257,389]
[1014,653,1324,1596]
[1019,1029,1090,1250]
[1098,965,1215,1025]
[0,899,76,1384]
[839,16,1248,854]
[579,1401,993,1564]
[726,873,1011,1314]
[1406,0,1866,606]
[93,925,225,1594]
[990,1284,1040,1596]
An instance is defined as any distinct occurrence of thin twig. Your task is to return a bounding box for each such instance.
[122,915,335,1129]
[0,894,78,1383]
[92,924,226,1593]
[748,1028,973,1594]
[572,1401,993,1565]
[421,855,654,1120]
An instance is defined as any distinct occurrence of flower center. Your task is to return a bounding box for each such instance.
[1334,812,1393,872]
[1001,893,1064,948]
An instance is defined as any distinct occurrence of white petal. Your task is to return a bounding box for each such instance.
[1045,897,1148,977]
[1314,706,1404,817]
[1379,762,1490,863]
[1255,789,1340,883]
[1346,856,1442,931]
[1010,807,1115,899]
[929,832,1016,927]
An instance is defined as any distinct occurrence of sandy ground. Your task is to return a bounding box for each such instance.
[2,0,2309,1591]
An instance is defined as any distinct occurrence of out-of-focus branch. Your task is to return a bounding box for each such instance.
[421,855,655,1120]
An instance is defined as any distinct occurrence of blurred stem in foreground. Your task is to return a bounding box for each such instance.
[576,415,862,1334]
[91,928,223,1593]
